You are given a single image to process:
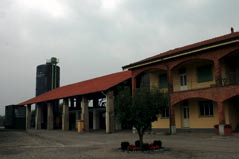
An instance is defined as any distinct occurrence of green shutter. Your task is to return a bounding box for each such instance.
[159,74,168,88]
[197,65,213,83]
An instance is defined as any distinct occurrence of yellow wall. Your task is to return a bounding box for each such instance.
[188,99,218,128]
[152,116,169,128]
[149,72,159,89]
[173,62,216,92]
[149,61,238,130]
[152,99,219,129]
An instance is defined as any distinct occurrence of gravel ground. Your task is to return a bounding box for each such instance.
[0,129,239,159]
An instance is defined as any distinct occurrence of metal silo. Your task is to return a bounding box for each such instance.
[36,57,60,96]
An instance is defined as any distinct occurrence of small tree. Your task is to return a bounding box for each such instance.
[115,87,168,150]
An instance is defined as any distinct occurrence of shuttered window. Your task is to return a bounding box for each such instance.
[197,65,213,83]
[159,74,168,88]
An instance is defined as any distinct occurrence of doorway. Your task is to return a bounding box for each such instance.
[182,106,190,128]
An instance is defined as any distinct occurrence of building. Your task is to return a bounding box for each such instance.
[19,71,131,133]
[5,105,26,129]
[18,30,239,135]
[123,30,239,135]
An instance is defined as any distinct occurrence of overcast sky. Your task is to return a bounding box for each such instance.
[0,0,239,115]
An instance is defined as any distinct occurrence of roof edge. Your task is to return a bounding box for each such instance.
[123,32,239,70]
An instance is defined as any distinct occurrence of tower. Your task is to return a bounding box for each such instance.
[36,57,60,96]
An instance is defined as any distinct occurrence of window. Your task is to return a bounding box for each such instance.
[199,101,214,116]
[159,74,168,88]
[197,65,213,83]
[179,68,187,86]
[136,73,150,88]
[161,107,169,118]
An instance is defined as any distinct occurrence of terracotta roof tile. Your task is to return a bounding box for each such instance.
[123,32,239,69]
[19,71,131,105]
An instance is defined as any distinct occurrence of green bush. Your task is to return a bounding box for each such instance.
[121,142,129,150]
[135,140,140,147]
[153,140,162,147]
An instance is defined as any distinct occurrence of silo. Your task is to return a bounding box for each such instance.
[35,57,60,129]
[36,57,60,96]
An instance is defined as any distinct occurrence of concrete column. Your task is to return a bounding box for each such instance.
[93,109,100,130]
[169,107,176,134]
[217,102,225,135]
[75,110,79,129]
[106,91,115,133]
[47,102,54,130]
[115,118,122,131]
[167,67,176,135]
[35,104,42,129]
[62,99,69,131]
[26,104,31,129]
[81,96,89,131]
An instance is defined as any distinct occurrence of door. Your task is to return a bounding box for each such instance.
[182,107,190,128]
[179,68,187,90]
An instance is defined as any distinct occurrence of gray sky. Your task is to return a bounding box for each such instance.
[0,0,239,115]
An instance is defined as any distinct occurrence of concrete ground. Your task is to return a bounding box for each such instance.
[0,129,239,159]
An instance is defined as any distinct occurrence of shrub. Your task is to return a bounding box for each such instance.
[135,140,140,147]
[153,140,162,147]
[121,142,129,150]
[142,143,150,151]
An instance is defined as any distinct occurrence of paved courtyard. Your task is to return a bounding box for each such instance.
[0,129,239,159]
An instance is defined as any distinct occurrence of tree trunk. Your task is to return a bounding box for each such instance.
[137,128,144,151]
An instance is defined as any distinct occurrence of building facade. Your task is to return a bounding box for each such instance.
[123,31,239,135]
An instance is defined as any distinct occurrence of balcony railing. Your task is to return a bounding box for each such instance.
[217,73,239,86]
[173,73,239,92]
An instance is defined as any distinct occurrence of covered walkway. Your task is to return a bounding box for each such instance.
[19,71,132,133]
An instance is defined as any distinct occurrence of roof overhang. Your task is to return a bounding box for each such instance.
[123,32,239,70]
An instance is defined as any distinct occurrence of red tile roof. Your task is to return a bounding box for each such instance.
[19,71,132,105]
[123,32,239,69]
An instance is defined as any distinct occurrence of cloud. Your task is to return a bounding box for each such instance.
[0,0,239,115]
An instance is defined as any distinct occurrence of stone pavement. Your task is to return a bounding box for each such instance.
[0,129,239,159]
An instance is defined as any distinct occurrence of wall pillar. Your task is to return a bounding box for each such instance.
[47,102,54,130]
[62,99,69,131]
[167,67,176,134]
[93,109,100,130]
[217,102,225,135]
[214,59,222,86]
[131,76,136,95]
[81,96,89,131]
[26,104,31,129]
[169,107,176,134]
[106,91,115,133]
[35,104,42,129]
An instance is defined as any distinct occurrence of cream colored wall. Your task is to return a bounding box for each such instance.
[152,104,181,129]
[149,72,159,89]
[152,99,220,129]
[152,116,169,128]
[188,99,218,128]
[173,62,216,92]
[174,105,182,128]
[149,71,169,92]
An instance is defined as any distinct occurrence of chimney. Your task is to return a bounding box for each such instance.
[231,27,234,33]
